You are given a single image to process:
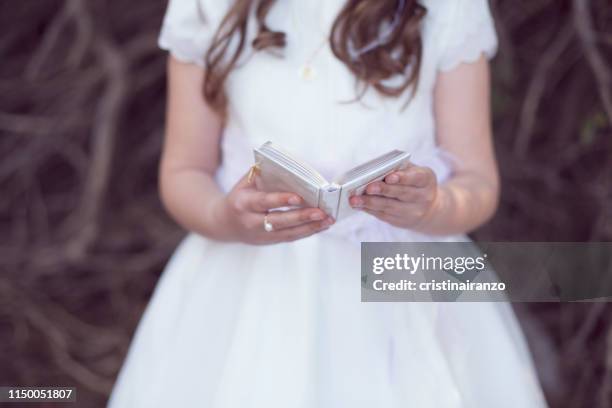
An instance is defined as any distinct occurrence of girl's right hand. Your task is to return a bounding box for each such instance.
[213,172,335,245]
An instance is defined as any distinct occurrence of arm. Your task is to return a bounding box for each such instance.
[350,56,500,235]
[159,57,228,240]
[427,55,500,234]
[159,57,333,243]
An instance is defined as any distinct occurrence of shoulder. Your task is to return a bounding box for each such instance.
[161,0,232,29]
[419,0,498,72]
[158,0,234,66]
[419,0,496,29]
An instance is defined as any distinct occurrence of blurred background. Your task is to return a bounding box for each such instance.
[0,0,611,407]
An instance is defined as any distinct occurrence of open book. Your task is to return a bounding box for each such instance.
[253,142,411,220]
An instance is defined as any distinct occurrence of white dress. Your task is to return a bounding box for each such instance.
[108,0,548,407]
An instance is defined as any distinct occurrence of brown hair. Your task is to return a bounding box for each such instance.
[203,0,426,112]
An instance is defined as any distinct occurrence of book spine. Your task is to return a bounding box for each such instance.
[319,184,342,219]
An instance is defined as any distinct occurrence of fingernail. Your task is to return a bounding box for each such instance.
[311,212,325,221]
[386,174,399,184]
[368,185,381,194]
[351,198,363,207]
[288,196,301,205]
[323,217,334,226]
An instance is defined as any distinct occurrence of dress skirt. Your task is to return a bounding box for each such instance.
[108,230,548,407]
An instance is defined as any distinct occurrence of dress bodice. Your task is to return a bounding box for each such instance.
[158,0,498,242]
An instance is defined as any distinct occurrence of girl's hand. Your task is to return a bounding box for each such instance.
[214,172,335,245]
[349,164,439,229]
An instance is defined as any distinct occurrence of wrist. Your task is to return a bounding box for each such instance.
[204,195,238,242]
[410,186,445,233]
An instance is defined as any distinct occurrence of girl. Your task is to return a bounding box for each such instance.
[109,0,548,406]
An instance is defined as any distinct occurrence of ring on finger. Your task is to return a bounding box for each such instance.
[263,215,274,232]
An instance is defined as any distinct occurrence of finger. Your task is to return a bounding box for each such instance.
[365,181,421,202]
[242,191,303,212]
[350,195,404,214]
[265,208,327,230]
[271,217,335,243]
[385,166,435,188]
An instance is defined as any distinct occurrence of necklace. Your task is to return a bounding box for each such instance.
[299,38,328,81]
[290,3,329,82]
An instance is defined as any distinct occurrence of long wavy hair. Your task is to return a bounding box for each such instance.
[203,0,427,112]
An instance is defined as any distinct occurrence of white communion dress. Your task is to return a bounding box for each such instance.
[108,0,548,407]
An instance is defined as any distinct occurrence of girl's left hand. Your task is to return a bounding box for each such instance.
[349,164,439,229]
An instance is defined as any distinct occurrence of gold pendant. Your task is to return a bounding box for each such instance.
[299,65,316,81]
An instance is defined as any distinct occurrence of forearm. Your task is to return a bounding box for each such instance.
[159,168,232,241]
[414,172,500,236]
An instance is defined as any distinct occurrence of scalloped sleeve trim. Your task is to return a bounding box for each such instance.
[158,26,208,67]
[157,0,218,67]
[436,0,499,72]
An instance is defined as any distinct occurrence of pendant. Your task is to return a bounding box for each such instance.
[299,65,316,81]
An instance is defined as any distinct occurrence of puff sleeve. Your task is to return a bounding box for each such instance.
[436,0,499,72]
[158,0,227,67]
